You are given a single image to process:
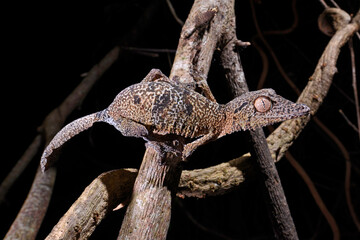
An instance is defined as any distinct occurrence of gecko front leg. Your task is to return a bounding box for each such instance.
[182,131,218,160]
[104,115,148,138]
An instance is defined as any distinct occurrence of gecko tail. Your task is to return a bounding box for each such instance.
[40,110,106,172]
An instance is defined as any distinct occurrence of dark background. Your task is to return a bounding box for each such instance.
[1,0,359,239]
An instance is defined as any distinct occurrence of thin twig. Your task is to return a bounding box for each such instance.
[253,0,298,90]
[348,38,360,140]
[313,117,360,231]
[332,81,356,104]
[318,0,329,8]
[250,0,301,95]
[122,46,176,53]
[263,0,299,36]
[329,0,340,8]
[165,0,184,26]
[339,109,359,133]
[356,32,360,40]
[252,40,269,90]
[176,199,238,240]
[285,152,340,240]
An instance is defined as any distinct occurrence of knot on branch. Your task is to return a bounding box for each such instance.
[318,8,351,36]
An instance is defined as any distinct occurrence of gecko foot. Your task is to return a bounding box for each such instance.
[146,141,182,158]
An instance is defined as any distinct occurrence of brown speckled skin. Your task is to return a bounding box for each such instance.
[41,69,310,171]
[106,81,225,138]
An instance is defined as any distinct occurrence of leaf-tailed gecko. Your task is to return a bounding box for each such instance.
[40,69,310,172]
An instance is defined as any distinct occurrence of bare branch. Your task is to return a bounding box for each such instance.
[0,135,42,204]
[285,152,340,240]
[45,169,137,240]
[339,109,359,133]
[348,38,360,140]
[178,154,252,198]
[165,0,184,26]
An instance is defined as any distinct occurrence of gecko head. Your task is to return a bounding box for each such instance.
[227,89,310,131]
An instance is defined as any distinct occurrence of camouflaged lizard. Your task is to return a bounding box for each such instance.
[40,69,310,172]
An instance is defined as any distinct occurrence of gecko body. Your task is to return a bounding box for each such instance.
[105,81,224,138]
[41,69,310,171]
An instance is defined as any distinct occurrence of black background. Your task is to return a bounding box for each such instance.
[1,0,359,239]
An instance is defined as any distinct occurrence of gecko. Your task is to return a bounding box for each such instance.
[40,69,310,172]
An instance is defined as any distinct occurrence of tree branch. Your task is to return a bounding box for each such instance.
[267,9,360,161]
[220,2,298,238]
[0,135,42,204]
[45,169,137,239]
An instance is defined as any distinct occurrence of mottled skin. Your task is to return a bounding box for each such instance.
[41,69,310,172]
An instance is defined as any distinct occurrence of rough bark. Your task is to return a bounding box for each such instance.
[5,168,56,240]
[250,129,298,239]
[118,143,183,239]
[45,169,137,240]
[178,153,253,198]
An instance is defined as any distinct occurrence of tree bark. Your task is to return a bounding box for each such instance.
[45,169,137,240]
[118,143,183,239]
[249,129,298,239]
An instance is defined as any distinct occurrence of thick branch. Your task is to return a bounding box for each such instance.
[249,129,299,239]
[118,143,182,239]
[170,0,221,84]
[178,153,252,198]
[45,169,137,239]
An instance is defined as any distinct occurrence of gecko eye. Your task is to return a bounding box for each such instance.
[254,96,272,113]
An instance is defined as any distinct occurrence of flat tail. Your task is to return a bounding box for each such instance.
[41,110,105,172]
